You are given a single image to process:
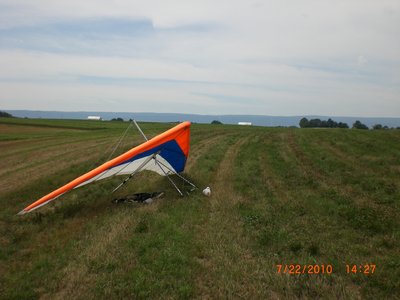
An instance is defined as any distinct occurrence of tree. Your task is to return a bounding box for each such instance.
[337,122,349,128]
[211,120,222,125]
[373,124,383,130]
[111,117,124,122]
[299,117,309,128]
[309,118,322,128]
[352,120,368,130]
[0,111,14,118]
[326,118,337,128]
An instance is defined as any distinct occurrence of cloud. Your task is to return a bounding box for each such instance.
[0,0,399,117]
[357,55,368,66]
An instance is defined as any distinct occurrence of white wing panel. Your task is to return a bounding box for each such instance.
[74,155,176,189]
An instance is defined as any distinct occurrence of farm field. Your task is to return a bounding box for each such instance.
[0,117,399,299]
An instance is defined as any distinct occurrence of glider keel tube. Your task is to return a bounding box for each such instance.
[18,121,191,215]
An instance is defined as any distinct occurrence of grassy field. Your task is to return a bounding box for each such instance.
[0,117,399,299]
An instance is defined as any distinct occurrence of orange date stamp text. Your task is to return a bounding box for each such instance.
[276,264,333,275]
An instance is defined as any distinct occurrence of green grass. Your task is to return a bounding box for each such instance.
[0,119,399,299]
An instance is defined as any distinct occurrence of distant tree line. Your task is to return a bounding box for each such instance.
[298,118,400,130]
[352,121,400,130]
[111,117,124,122]
[299,117,349,128]
[372,124,389,130]
[0,111,14,118]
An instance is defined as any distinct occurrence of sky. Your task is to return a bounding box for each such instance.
[0,0,399,117]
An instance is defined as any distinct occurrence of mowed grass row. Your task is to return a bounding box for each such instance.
[232,129,399,298]
[0,119,399,299]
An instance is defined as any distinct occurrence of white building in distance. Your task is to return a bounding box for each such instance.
[238,122,252,126]
[87,116,102,121]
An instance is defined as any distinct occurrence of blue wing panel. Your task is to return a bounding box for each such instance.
[113,140,186,173]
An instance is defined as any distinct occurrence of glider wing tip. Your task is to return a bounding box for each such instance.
[17,209,27,216]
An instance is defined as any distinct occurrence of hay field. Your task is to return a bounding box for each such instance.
[0,118,399,299]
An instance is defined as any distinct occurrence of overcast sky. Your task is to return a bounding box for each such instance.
[0,0,399,117]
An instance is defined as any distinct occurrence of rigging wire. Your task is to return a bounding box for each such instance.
[85,121,134,180]
[105,121,134,162]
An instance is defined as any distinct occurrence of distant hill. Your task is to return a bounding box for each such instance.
[3,110,400,128]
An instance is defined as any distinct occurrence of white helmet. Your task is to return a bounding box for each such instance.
[202,186,211,196]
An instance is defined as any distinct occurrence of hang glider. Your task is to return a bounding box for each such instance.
[18,121,195,215]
